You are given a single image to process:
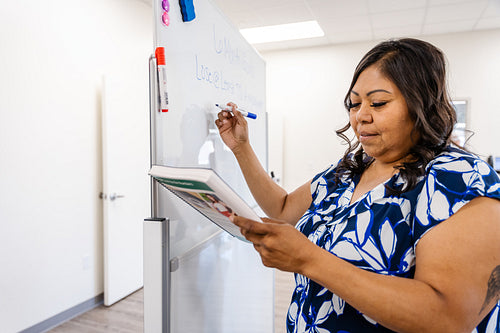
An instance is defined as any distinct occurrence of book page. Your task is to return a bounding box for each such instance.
[155,177,245,240]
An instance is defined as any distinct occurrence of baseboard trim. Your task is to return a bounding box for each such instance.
[20,293,104,333]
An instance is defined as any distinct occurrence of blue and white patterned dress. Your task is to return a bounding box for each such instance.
[287,147,500,333]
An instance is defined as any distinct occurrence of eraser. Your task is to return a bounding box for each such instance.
[179,0,196,22]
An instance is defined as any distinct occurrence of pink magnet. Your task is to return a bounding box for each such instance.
[162,11,170,26]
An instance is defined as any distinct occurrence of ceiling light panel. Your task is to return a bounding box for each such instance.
[240,20,325,44]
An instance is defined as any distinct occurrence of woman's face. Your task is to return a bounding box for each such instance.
[349,65,417,166]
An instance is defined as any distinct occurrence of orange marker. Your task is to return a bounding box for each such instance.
[155,47,169,112]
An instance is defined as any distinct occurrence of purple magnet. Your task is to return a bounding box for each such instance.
[162,0,170,12]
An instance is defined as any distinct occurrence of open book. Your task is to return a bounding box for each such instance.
[149,165,262,241]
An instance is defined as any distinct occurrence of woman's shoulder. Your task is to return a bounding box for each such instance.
[427,146,496,177]
[310,159,349,196]
[423,146,500,197]
[312,158,344,183]
[414,146,500,241]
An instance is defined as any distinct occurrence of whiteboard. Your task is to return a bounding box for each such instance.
[170,232,274,333]
[151,1,273,332]
[153,0,268,256]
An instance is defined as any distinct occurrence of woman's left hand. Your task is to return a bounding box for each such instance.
[231,215,318,273]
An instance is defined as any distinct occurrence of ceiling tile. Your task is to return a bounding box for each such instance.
[234,3,314,29]
[428,0,479,5]
[371,9,426,29]
[475,16,500,29]
[327,29,374,44]
[306,0,370,19]
[367,0,427,14]
[319,15,372,33]
[482,0,500,18]
[425,1,489,24]
[423,19,476,34]
[212,0,305,14]
[373,24,422,39]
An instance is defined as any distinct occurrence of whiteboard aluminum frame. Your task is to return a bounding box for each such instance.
[144,56,170,333]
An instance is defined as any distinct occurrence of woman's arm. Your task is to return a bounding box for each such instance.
[233,196,500,332]
[215,103,311,224]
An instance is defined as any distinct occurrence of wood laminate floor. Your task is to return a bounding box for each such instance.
[48,271,295,333]
[48,289,144,333]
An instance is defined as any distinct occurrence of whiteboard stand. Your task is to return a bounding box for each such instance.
[143,218,169,333]
[143,55,170,333]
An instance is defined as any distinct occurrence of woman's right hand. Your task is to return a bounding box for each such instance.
[214,102,249,153]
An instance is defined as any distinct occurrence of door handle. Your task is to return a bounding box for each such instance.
[109,193,125,201]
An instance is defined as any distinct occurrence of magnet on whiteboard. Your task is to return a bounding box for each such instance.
[179,0,196,22]
[162,11,170,26]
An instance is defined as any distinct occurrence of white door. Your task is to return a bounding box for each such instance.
[101,73,150,306]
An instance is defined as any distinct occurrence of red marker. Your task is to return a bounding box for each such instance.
[155,47,169,112]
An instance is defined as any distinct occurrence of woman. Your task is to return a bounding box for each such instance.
[215,38,500,332]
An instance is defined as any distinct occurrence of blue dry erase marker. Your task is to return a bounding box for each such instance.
[215,104,257,119]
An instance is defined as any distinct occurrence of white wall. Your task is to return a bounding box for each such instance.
[263,29,500,191]
[0,1,152,332]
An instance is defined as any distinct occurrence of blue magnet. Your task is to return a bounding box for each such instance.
[179,0,196,22]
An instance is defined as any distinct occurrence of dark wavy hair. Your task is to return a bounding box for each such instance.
[335,38,457,194]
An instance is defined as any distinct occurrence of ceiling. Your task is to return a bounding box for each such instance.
[141,0,500,51]
[212,0,500,51]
